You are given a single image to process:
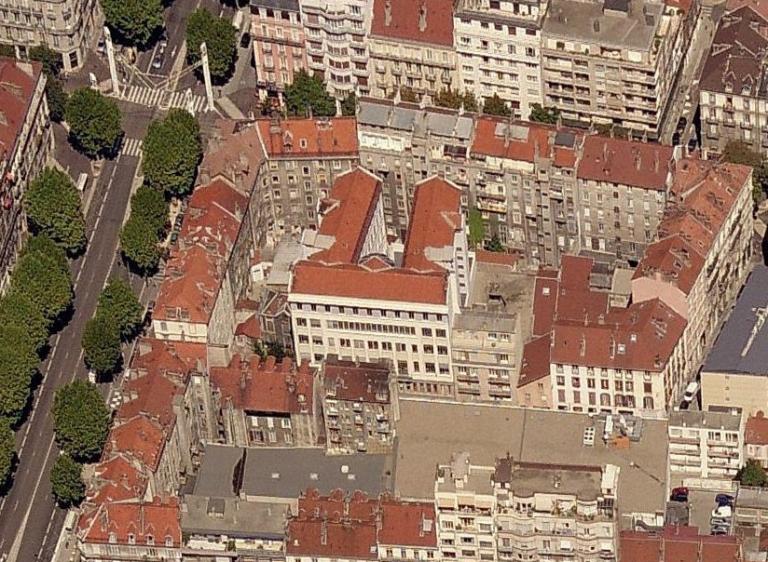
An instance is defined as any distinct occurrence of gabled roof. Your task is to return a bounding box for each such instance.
[378,498,437,548]
[518,334,552,388]
[577,136,673,191]
[323,359,391,403]
[105,415,166,472]
[257,117,359,158]
[470,118,551,163]
[79,497,182,548]
[87,454,149,506]
[0,58,42,164]
[746,411,768,445]
[370,0,454,47]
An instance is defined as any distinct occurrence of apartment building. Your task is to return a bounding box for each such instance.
[735,487,768,539]
[452,253,532,402]
[250,0,308,95]
[301,0,373,98]
[541,0,683,137]
[255,116,360,238]
[434,452,497,562]
[369,0,457,100]
[575,136,673,265]
[356,97,475,238]
[632,158,754,407]
[209,354,320,447]
[700,264,768,416]
[619,526,742,562]
[494,456,619,562]
[288,169,468,398]
[667,410,743,485]
[320,358,397,454]
[454,0,547,119]
[699,5,768,158]
[434,452,620,562]
[745,412,768,468]
[0,58,51,293]
[0,0,102,72]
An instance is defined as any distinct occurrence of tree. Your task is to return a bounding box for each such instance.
[102,0,164,48]
[0,422,14,490]
[462,91,479,113]
[23,234,69,272]
[484,234,505,252]
[53,380,111,462]
[721,140,768,201]
[468,207,484,247]
[98,278,143,340]
[435,88,462,109]
[120,216,163,273]
[739,459,768,487]
[130,186,168,235]
[66,88,123,158]
[0,291,49,352]
[45,78,68,123]
[0,336,37,423]
[483,94,511,117]
[50,454,85,507]
[10,247,73,323]
[283,70,336,117]
[0,45,14,58]
[82,314,122,375]
[141,109,202,197]
[26,167,86,254]
[340,92,357,117]
[529,103,560,125]
[186,8,236,83]
[29,45,62,77]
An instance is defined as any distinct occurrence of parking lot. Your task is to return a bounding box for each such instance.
[671,485,735,535]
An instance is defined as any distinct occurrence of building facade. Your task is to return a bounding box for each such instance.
[0,0,102,72]
[0,58,51,293]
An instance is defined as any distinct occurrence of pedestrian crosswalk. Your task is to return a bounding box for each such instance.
[121,137,143,157]
[119,85,209,114]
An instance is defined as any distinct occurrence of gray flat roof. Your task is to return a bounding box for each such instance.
[250,0,300,11]
[543,0,662,51]
[194,445,394,500]
[702,264,768,376]
[394,400,668,526]
[668,410,742,431]
[182,495,288,539]
[358,100,474,140]
[737,486,768,509]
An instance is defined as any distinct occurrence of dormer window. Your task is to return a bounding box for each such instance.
[165,536,174,547]
[128,533,135,545]
[108,533,117,544]
[299,138,308,149]
[146,535,154,546]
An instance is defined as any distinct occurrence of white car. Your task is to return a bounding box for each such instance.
[683,381,700,402]
[711,505,732,519]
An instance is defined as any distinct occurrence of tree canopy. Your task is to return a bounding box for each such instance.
[721,140,768,202]
[435,88,478,112]
[102,0,164,48]
[53,380,111,462]
[29,45,67,123]
[467,207,485,247]
[25,167,86,255]
[0,291,49,353]
[66,88,123,158]
[141,109,202,197]
[484,234,505,252]
[0,331,38,423]
[120,216,163,274]
[10,242,73,323]
[50,454,85,507]
[529,103,560,125]
[29,45,62,77]
[186,8,237,83]
[340,92,357,117]
[483,94,511,117]
[130,185,168,236]
[82,314,122,376]
[740,459,768,487]
[97,278,143,340]
[284,70,336,118]
[0,423,15,491]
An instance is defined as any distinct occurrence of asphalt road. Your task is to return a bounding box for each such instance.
[0,103,157,562]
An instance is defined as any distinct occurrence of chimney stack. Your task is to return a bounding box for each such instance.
[385,0,392,26]
[419,1,428,32]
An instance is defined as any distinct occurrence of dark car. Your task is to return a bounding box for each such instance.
[240,33,251,49]
[716,494,735,507]
[670,487,689,502]
[676,116,687,132]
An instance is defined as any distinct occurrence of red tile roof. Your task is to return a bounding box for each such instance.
[577,136,673,191]
[0,59,42,164]
[311,168,382,264]
[200,119,266,187]
[87,455,149,506]
[79,497,182,548]
[235,313,262,339]
[619,526,742,562]
[518,334,552,388]
[257,117,358,158]
[105,415,166,472]
[746,411,768,445]
[289,489,378,559]
[470,118,551,162]
[291,261,448,304]
[323,359,391,403]
[210,354,314,414]
[532,272,559,336]
[402,177,462,272]
[475,249,521,268]
[371,0,454,47]
[633,159,751,296]
[378,498,437,548]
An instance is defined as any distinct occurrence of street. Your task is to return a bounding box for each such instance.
[0,103,157,562]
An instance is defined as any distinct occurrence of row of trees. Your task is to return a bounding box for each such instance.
[50,380,111,506]
[0,235,74,488]
[120,109,202,274]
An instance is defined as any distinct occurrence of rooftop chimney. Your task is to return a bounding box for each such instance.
[419,1,428,32]
[385,0,392,26]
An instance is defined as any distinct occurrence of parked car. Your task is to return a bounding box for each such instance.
[715,494,735,507]
[670,487,689,502]
[152,53,163,70]
[240,32,251,48]
[711,505,732,519]
[711,525,729,535]
[683,381,699,403]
